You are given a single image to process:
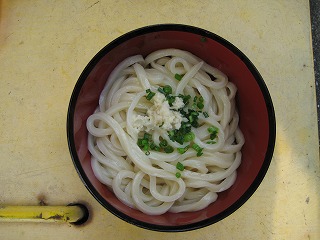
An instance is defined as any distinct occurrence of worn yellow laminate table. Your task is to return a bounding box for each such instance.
[0,1,319,239]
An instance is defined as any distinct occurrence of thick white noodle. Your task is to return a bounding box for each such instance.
[87,49,245,214]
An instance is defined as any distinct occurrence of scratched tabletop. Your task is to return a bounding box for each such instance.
[0,1,319,239]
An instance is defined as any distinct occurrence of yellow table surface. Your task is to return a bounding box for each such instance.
[0,0,319,239]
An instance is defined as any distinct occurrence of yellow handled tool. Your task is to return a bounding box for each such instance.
[0,204,89,225]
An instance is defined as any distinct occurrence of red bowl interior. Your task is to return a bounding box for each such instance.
[68,24,275,231]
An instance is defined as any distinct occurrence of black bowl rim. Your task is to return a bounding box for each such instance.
[67,23,276,232]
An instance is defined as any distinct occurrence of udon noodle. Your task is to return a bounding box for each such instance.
[86,49,245,215]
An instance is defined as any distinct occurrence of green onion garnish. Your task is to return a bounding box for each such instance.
[159,139,168,148]
[196,151,203,157]
[191,95,205,110]
[150,142,156,149]
[168,130,175,139]
[167,121,192,145]
[166,95,176,106]
[143,144,149,151]
[208,126,218,134]
[208,126,219,140]
[178,94,191,105]
[164,146,174,153]
[174,73,183,81]
[145,89,156,100]
[183,132,195,142]
[177,146,189,154]
[138,133,175,154]
[144,132,152,140]
[192,143,201,152]
[146,92,155,100]
[197,102,204,109]
[191,120,199,128]
[190,111,199,117]
[163,85,172,95]
[192,143,203,157]
[193,96,198,103]
[175,172,182,178]
[203,112,209,118]
[192,102,197,109]
[137,139,144,147]
[157,87,166,95]
[176,162,184,171]
[150,142,161,151]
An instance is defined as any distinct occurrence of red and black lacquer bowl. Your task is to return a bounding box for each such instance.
[67,24,276,232]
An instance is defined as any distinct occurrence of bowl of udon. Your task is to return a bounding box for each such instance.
[67,24,276,231]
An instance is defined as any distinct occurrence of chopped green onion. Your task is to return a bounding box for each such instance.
[164,146,174,153]
[191,95,205,110]
[178,94,191,105]
[179,108,187,117]
[210,134,216,140]
[145,89,156,100]
[174,73,183,81]
[190,111,199,117]
[167,121,192,145]
[188,111,198,123]
[176,162,184,171]
[196,151,203,157]
[192,102,197,109]
[208,126,219,134]
[157,87,166,95]
[203,112,209,118]
[167,95,176,106]
[191,120,199,128]
[193,96,198,103]
[159,139,168,148]
[175,172,181,178]
[208,126,219,140]
[150,142,156,149]
[144,132,152,140]
[177,145,189,154]
[192,143,203,157]
[183,132,195,142]
[163,85,172,95]
[146,92,155,100]
[137,139,144,147]
[145,151,150,155]
[150,142,160,151]
[192,143,201,152]
[168,130,175,139]
[197,102,204,109]
[143,144,149,151]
